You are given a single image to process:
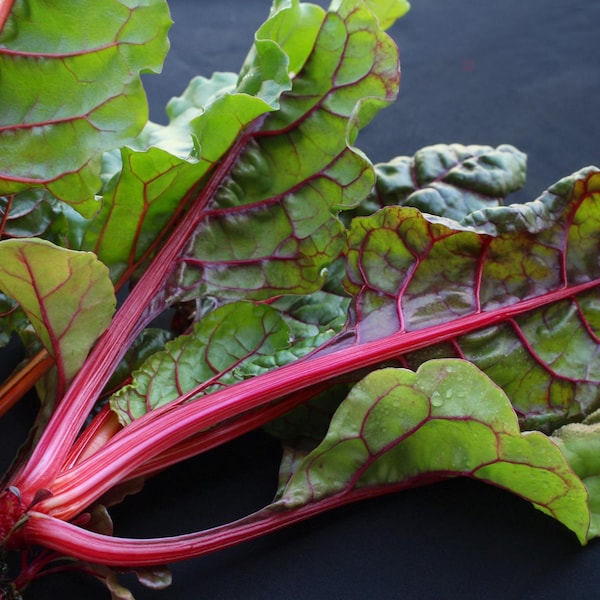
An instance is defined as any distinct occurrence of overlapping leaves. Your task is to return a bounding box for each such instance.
[343,166,600,431]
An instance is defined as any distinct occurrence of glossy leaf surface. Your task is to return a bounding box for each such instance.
[343,167,600,430]
[280,360,590,543]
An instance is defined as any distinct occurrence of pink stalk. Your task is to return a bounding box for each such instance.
[38,276,599,519]
[11,126,261,496]
[0,0,14,34]
[26,475,442,567]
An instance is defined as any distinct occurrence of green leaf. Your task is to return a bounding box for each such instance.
[82,0,325,285]
[280,359,590,543]
[357,143,527,222]
[111,302,291,425]
[0,0,171,211]
[169,0,400,302]
[362,0,411,30]
[553,417,600,540]
[342,166,600,431]
[0,239,115,397]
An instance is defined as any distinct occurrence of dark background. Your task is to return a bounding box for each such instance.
[2,0,600,598]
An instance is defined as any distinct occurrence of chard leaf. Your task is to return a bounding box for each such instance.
[358,143,527,222]
[280,359,590,543]
[553,418,600,540]
[0,239,115,398]
[167,0,400,302]
[0,0,171,211]
[342,167,600,430]
[82,0,326,286]
[111,302,291,424]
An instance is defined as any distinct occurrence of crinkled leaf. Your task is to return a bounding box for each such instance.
[1,190,89,247]
[341,167,600,431]
[111,302,291,425]
[0,239,116,397]
[0,0,171,211]
[280,360,590,543]
[166,0,400,302]
[356,143,527,222]
[82,0,326,286]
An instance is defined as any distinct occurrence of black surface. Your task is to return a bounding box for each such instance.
[2,0,600,598]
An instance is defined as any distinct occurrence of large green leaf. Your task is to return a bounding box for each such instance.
[0,0,171,211]
[0,239,115,398]
[82,1,326,286]
[342,167,600,431]
[279,359,590,543]
[166,0,400,303]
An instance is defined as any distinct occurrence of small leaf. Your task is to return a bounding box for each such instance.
[281,359,590,543]
[135,566,172,590]
[553,420,600,540]
[0,0,171,210]
[0,239,116,398]
[111,302,291,424]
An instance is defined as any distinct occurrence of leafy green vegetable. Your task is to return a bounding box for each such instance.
[0,0,598,597]
[358,143,527,221]
[0,239,115,397]
[280,360,590,544]
[343,167,600,431]
[0,0,171,211]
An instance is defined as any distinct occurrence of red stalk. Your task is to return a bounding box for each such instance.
[10,124,262,497]
[0,0,14,34]
[26,474,445,567]
[35,277,599,521]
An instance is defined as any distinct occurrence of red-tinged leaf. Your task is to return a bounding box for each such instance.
[111,302,291,424]
[166,0,400,302]
[0,239,115,399]
[280,360,590,543]
[341,167,600,430]
[82,0,326,286]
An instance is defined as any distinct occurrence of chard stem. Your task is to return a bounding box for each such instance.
[11,126,260,496]
[39,276,599,518]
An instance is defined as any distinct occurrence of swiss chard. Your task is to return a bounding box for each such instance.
[0,0,599,598]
